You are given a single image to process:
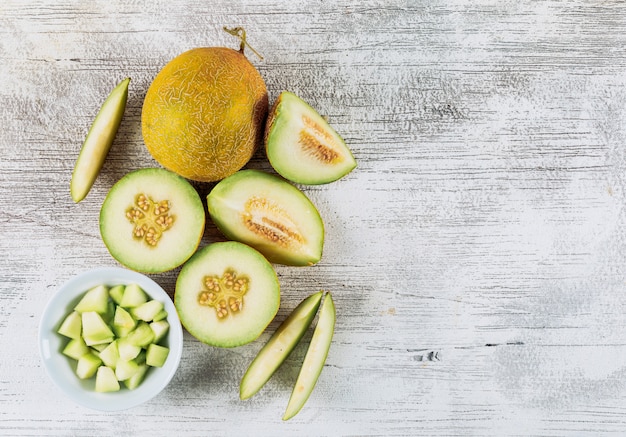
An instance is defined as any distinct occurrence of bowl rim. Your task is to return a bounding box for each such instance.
[38,266,183,411]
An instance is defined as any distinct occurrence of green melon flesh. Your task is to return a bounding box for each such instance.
[70,77,130,203]
[150,320,170,343]
[74,284,110,314]
[124,364,149,390]
[265,91,356,185]
[146,343,169,367]
[175,241,280,348]
[117,337,142,361]
[240,291,323,400]
[95,366,120,392]
[76,352,102,379]
[283,292,336,421]
[99,168,205,273]
[206,169,324,266]
[57,311,82,340]
[115,359,140,381]
[81,311,115,346]
[62,338,90,360]
[99,341,119,368]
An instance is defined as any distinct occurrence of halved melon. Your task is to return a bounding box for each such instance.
[99,168,205,273]
[175,241,280,348]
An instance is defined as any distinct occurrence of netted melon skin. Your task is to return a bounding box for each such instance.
[142,47,268,182]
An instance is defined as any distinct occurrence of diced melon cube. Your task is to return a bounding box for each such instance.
[115,359,140,381]
[134,349,147,365]
[131,300,164,322]
[117,337,141,361]
[109,284,125,305]
[81,311,115,346]
[95,366,120,392]
[153,309,168,322]
[74,285,110,314]
[76,352,102,379]
[102,300,116,325]
[150,320,170,343]
[62,337,90,360]
[146,343,169,368]
[90,343,108,353]
[113,306,136,337]
[126,322,155,347]
[120,284,148,308]
[99,340,120,369]
[57,311,82,340]
[124,364,149,390]
[86,337,114,347]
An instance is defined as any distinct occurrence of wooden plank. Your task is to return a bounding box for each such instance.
[2,0,626,435]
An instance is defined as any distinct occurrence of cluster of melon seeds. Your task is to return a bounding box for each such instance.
[242,196,304,248]
[198,269,249,318]
[125,194,175,246]
[299,114,340,164]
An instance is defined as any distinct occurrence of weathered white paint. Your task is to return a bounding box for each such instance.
[2,0,626,435]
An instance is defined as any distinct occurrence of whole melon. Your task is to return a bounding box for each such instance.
[142,46,268,182]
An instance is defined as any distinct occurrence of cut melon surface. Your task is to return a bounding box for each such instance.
[74,285,110,314]
[207,169,324,266]
[175,241,280,348]
[146,343,169,367]
[283,293,336,420]
[124,364,149,390]
[76,353,102,379]
[95,366,120,392]
[265,91,356,185]
[62,338,90,360]
[99,168,205,273]
[70,77,130,203]
[57,311,82,340]
[240,291,323,400]
[81,312,114,346]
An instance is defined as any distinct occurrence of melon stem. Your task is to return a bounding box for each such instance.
[223,26,264,60]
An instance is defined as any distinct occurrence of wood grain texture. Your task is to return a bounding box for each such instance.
[2,0,626,435]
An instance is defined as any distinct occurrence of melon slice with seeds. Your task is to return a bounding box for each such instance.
[206,169,324,266]
[265,91,356,185]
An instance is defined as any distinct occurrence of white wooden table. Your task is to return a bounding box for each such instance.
[3,1,626,435]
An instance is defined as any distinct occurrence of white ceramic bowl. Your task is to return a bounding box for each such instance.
[38,267,183,411]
